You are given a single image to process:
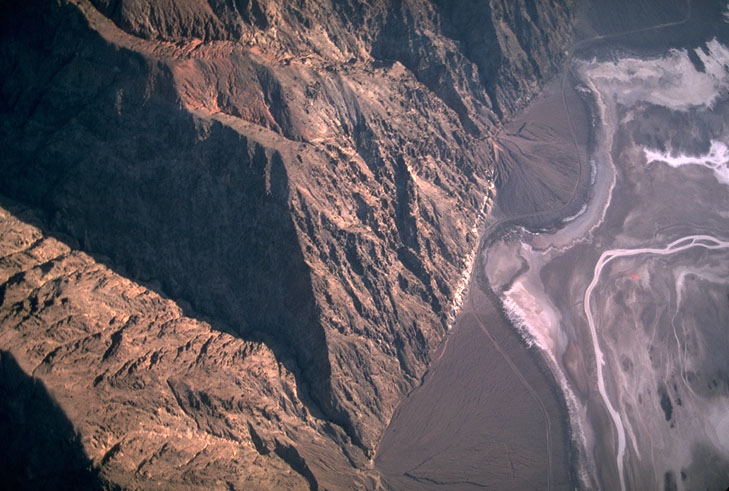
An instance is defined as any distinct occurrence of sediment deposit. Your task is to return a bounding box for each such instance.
[0,0,574,487]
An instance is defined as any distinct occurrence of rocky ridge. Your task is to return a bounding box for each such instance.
[0,0,574,487]
[0,202,364,489]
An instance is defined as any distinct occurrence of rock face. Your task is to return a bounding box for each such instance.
[0,203,353,489]
[0,0,574,488]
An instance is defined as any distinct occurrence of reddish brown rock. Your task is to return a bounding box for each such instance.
[0,0,574,487]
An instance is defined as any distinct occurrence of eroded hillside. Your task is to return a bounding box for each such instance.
[0,0,574,487]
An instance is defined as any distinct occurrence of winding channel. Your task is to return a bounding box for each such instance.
[583,234,729,491]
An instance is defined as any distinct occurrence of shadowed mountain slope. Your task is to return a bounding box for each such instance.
[0,0,574,487]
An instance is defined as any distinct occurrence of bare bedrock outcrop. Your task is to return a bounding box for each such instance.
[0,0,574,487]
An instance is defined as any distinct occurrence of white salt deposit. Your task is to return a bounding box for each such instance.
[644,140,729,186]
[582,38,729,111]
[503,280,562,354]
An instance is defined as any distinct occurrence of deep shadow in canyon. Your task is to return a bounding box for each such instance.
[0,350,104,490]
[0,0,351,446]
[0,0,577,471]
[6,1,722,490]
